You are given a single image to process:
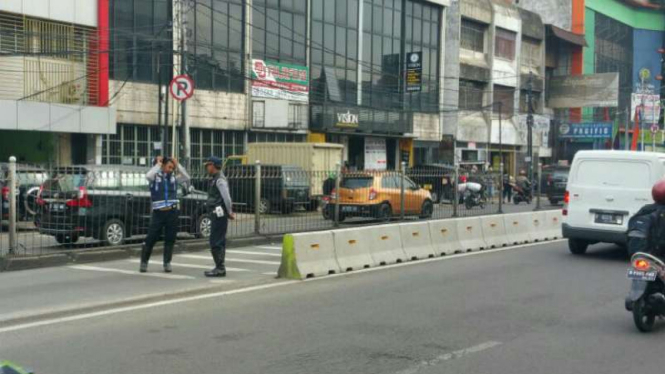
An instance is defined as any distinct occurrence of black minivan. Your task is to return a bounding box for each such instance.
[36,165,211,246]
[225,164,310,214]
[1,163,48,221]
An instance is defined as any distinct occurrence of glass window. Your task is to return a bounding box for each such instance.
[495,28,516,60]
[461,19,486,53]
[493,85,515,119]
[459,80,484,110]
[254,0,307,66]
[521,37,541,69]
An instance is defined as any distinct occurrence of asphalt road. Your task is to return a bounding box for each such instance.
[2,239,661,374]
[0,200,556,256]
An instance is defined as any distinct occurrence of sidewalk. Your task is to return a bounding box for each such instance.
[0,244,284,325]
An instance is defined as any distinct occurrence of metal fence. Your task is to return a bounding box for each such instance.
[0,158,551,258]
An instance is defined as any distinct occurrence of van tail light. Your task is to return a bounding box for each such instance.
[66,186,92,208]
[36,185,45,206]
[1,186,8,200]
[330,188,337,199]
[563,190,570,216]
[369,188,378,200]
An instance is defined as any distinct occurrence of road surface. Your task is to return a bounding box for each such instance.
[1,239,660,374]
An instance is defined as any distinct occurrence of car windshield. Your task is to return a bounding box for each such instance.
[283,168,309,187]
[342,177,373,189]
[16,171,48,185]
[44,171,88,191]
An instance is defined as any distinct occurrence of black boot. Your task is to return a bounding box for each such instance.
[204,249,226,277]
[163,243,174,273]
[140,244,150,273]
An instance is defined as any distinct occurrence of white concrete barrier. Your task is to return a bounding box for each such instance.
[544,210,564,240]
[456,217,487,252]
[527,211,548,243]
[399,222,435,260]
[333,228,376,272]
[480,215,509,249]
[428,219,462,255]
[278,231,340,279]
[504,213,531,245]
[365,225,407,265]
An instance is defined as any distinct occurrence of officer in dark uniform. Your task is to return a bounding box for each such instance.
[140,156,191,273]
[203,157,235,277]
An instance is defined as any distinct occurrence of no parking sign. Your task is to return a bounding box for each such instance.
[169,75,195,101]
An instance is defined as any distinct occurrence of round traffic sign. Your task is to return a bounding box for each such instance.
[169,74,195,101]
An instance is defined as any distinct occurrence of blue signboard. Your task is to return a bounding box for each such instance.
[559,122,613,139]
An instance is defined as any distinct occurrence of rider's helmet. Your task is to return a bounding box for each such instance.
[519,170,526,176]
[652,179,665,204]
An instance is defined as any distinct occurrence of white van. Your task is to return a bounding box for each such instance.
[564,150,665,255]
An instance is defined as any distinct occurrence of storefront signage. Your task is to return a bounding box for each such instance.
[365,137,387,171]
[405,52,422,93]
[548,73,619,108]
[559,122,613,139]
[335,110,359,128]
[631,93,661,124]
[251,59,309,102]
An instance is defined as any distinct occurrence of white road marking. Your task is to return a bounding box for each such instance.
[396,341,502,374]
[0,240,562,334]
[255,245,282,250]
[68,265,196,280]
[179,254,280,266]
[262,272,277,276]
[226,250,281,257]
[127,259,250,272]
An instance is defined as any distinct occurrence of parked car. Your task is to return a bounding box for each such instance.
[563,151,664,255]
[407,164,454,203]
[225,164,311,214]
[1,163,48,221]
[542,165,570,205]
[35,165,210,246]
[325,172,433,222]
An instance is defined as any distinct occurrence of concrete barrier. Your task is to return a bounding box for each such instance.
[278,231,340,279]
[544,210,564,240]
[365,225,407,265]
[333,228,376,272]
[399,222,435,260]
[504,213,531,245]
[456,217,487,252]
[428,219,461,255]
[527,211,548,243]
[480,215,509,249]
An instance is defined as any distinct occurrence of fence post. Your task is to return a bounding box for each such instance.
[334,162,341,227]
[8,156,17,254]
[536,162,542,211]
[254,160,261,235]
[400,161,406,221]
[452,165,459,218]
[498,162,504,214]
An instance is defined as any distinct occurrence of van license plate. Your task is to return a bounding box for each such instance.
[627,269,658,281]
[595,213,622,225]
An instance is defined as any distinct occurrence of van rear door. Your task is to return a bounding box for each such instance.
[567,158,653,233]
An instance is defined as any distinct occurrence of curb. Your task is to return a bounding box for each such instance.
[0,235,283,273]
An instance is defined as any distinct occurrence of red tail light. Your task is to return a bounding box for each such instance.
[634,259,651,271]
[36,185,45,206]
[369,188,378,200]
[562,190,570,216]
[66,186,92,208]
[1,186,8,200]
[330,188,337,199]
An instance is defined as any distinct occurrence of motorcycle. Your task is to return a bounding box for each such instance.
[459,182,487,209]
[512,182,532,205]
[625,252,665,332]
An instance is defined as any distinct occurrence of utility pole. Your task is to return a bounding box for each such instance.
[157,51,164,156]
[180,0,191,168]
[527,71,534,181]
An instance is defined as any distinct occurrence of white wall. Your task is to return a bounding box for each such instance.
[1,0,97,27]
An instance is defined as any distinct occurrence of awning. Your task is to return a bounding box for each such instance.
[548,25,588,47]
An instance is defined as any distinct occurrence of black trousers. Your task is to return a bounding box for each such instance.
[210,215,229,269]
[142,209,179,265]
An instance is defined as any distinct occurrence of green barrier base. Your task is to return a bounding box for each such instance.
[277,234,302,280]
[0,360,33,374]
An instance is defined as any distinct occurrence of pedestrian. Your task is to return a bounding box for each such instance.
[503,172,513,203]
[203,157,235,277]
[140,156,191,273]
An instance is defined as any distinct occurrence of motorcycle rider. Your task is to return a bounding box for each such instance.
[627,179,665,257]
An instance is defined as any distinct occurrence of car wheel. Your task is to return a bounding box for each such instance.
[196,214,212,239]
[258,198,271,214]
[102,219,126,246]
[55,234,79,245]
[377,203,392,222]
[430,191,440,204]
[568,238,589,255]
[24,186,41,216]
[420,200,434,218]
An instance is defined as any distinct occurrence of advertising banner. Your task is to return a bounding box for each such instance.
[365,137,387,171]
[631,93,661,124]
[251,59,309,102]
[559,122,613,139]
[548,73,619,108]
